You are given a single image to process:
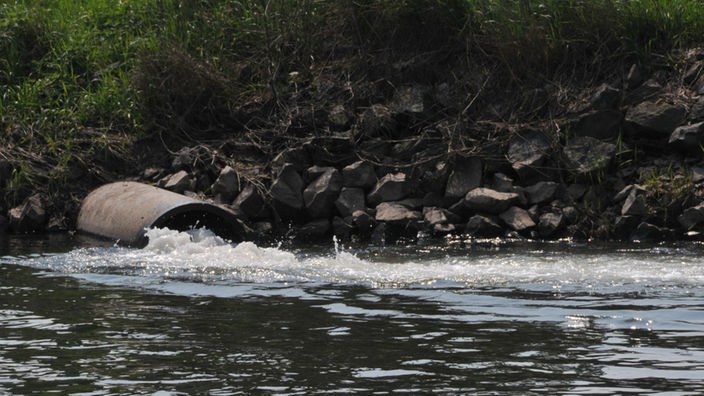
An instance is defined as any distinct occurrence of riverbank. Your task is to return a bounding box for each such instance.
[3,1,704,243]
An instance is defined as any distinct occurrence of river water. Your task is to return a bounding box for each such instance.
[1,228,703,395]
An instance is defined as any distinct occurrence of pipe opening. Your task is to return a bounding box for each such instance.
[151,209,241,244]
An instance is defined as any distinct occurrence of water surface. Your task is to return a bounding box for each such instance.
[1,229,703,394]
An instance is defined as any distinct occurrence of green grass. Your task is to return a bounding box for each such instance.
[1,0,704,210]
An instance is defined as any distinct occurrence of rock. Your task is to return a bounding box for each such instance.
[270,164,305,221]
[590,84,621,109]
[626,63,644,89]
[303,134,356,166]
[332,216,354,240]
[367,173,410,205]
[211,166,240,201]
[570,109,623,140]
[444,156,483,200]
[678,203,704,230]
[392,85,428,114]
[272,147,311,173]
[625,101,687,135]
[335,187,366,218]
[356,104,397,139]
[491,173,514,192]
[328,104,352,130]
[462,187,522,215]
[614,215,640,239]
[524,181,559,205]
[163,170,194,193]
[692,166,704,183]
[621,188,647,216]
[305,165,336,184]
[252,221,274,238]
[299,219,331,238]
[563,136,616,176]
[614,184,645,202]
[432,223,455,235]
[668,122,704,153]
[499,207,536,231]
[8,194,46,233]
[418,160,450,195]
[624,79,662,105]
[506,130,551,179]
[352,209,376,235]
[630,222,669,242]
[423,207,449,226]
[566,184,587,201]
[233,184,268,219]
[304,168,343,218]
[375,202,422,225]
[538,212,564,238]
[465,215,504,238]
[562,206,579,224]
[342,161,377,189]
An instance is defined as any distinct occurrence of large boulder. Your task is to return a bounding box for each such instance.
[233,184,268,219]
[303,167,343,218]
[465,215,504,238]
[374,202,422,226]
[270,164,305,221]
[563,136,616,176]
[342,161,377,189]
[678,203,704,230]
[570,109,623,140]
[506,130,551,179]
[524,181,559,205]
[538,212,564,238]
[335,187,366,218]
[444,156,483,201]
[367,173,410,205]
[499,206,536,232]
[211,165,240,202]
[462,187,521,215]
[8,193,46,233]
[625,101,687,135]
[162,170,194,193]
[668,122,704,153]
[590,84,621,110]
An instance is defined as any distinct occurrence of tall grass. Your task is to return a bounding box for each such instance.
[1,0,703,208]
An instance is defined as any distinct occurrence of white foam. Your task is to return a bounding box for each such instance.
[7,228,704,290]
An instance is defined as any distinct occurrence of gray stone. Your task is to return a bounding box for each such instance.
[163,170,194,193]
[625,101,687,135]
[562,206,579,224]
[432,223,456,235]
[524,181,559,205]
[590,84,621,109]
[352,209,376,234]
[211,166,240,201]
[304,168,343,218]
[233,184,268,219]
[270,164,304,221]
[692,166,704,183]
[614,184,645,202]
[507,130,551,178]
[8,194,46,233]
[668,122,704,153]
[499,206,536,231]
[298,219,331,239]
[335,187,366,218]
[375,202,422,225]
[571,109,623,140]
[444,156,483,200]
[367,173,409,205]
[491,173,514,192]
[423,207,449,226]
[305,166,336,184]
[678,203,704,230]
[272,148,311,173]
[392,85,428,114]
[342,161,377,189]
[630,222,667,242]
[563,136,616,176]
[626,64,644,89]
[566,184,587,201]
[614,215,640,239]
[538,212,564,238]
[621,188,647,216]
[463,187,521,215]
[332,216,354,239]
[465,215,504,238]
[624,79,662,105]
[328,104,352,129]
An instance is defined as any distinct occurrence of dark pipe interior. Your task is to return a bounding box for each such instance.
[151,210,242,243]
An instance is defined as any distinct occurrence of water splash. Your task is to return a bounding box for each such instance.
[4,228,704,291]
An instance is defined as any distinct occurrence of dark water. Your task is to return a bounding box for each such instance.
[1,229,703,395]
